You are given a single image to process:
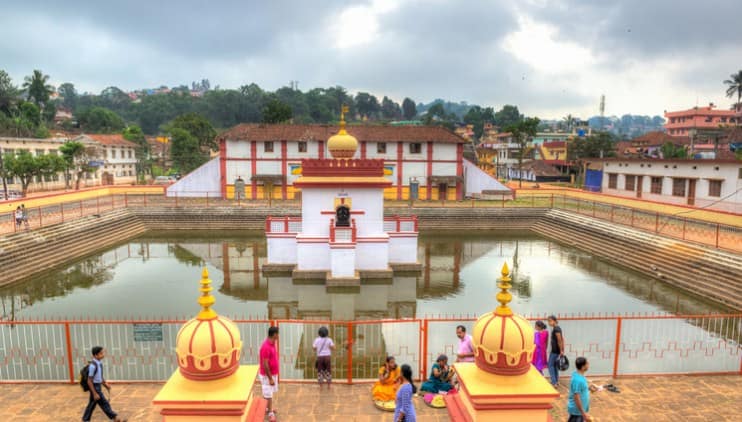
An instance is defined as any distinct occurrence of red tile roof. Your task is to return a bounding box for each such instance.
[218,124,467,144]
[81,134,138,148]
[630,131,690,146]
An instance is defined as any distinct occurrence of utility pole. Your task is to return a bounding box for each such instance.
[599,94,606,131]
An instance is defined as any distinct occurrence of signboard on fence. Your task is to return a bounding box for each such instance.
[133,323,163,342]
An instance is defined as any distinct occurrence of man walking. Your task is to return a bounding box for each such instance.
[82,346,127,422]
[567,357,596,422]
[455,325,475,363]
[260,326,280,422]
[547,315,564,388]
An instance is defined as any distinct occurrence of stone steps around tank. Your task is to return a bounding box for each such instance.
[532,210,742,310]
[0,209,146,286]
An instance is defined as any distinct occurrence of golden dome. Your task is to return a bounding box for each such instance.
[327,105,358,159]
[471,262,535,376]
[175,268,242,381]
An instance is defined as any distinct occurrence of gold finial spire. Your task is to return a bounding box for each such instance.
[495,262,513,316]
[197,267,218,320]
[338,104,349,135]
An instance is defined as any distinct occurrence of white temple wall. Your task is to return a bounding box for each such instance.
[266,237,297,264]
[330,246,356,278]
[355,241,389,270]
[296,240,330,270]
[388,235,418,264]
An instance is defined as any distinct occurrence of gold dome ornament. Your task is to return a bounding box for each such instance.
[175,268,243,381]
[471,262,535,376]
[327,105,358,159]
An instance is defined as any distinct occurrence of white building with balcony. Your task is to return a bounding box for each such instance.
[74,134,138,185]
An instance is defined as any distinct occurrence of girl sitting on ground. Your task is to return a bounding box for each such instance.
[421,354,454,393]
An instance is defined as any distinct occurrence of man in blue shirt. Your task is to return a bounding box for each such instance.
[567,357,596,422]
[82,346,127,422]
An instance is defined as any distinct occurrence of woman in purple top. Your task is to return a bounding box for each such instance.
[532,320,548,373]
[394,364,417,422]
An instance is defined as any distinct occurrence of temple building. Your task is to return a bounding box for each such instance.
[262,108,420,290]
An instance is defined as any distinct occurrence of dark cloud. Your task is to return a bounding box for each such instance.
[0,0,737,117]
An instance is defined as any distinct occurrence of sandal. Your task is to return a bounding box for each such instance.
[605,385,620,393]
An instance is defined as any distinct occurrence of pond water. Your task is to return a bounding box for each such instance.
[1,231,739,380]
[0,231,730,321]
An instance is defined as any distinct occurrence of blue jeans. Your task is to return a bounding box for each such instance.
[82,384,117,421]
[548,353,560,385]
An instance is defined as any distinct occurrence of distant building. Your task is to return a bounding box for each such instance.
[478,133,520,180]
[73,134,138,185]
[508,160,570,183]
[1,136,71,192]
[664,104,741,137]
[596,158,742,212]
[615,131,691,158]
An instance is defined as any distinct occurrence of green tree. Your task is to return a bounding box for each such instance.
[57,82,78,110]
[77,106,125,133]
[22,70,54,108]
[36,153,66,186]
[660,141,687,159]
[123,125,151,181]
[495,105,523,128]
[4,151,41,195]
[464,106,495,140]
[381,96,401,120]
[504,117,540,188]
[423,103,457,130]
[169,127,205,173]
[402,97,417,120]
[20,101,41,127]
[724,70,742,119]
[568,132,616,186]
[60,141,98,190]
[354,92,380,120]
[169,113,218,151]
[99,86,131,113]
[262,98,293,123]
[0,70,19,115]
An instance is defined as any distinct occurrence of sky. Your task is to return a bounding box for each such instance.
[1,0,740,120]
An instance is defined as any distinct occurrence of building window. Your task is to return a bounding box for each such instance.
[36,149,45,156]
[377,142,387,154]
[111,149,116,159]
[608,173,617,189]
[650,177,662,194]
[708,180,722,197]
[625,175,635,191]
[672,178,686,197]
[298,141,307,153]
[128,150,133,158]
[264,142,274,153]
[409,143,421,154]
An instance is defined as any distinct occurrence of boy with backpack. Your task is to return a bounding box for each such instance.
[81,346,127,422]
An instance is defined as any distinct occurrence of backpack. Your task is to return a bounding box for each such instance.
[79,361,99,392]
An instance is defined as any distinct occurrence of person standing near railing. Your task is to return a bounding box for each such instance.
[260,326,280,422]
[313,326,335,389]
[14,206,23,230]
[20,204,29,229]
[547,315,565,388]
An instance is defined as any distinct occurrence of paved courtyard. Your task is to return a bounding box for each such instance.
[0,375,740,421]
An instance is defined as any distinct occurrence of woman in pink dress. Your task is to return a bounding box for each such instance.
[532,320,548,373]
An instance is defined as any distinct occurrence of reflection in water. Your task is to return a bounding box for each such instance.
[0,231,733,322]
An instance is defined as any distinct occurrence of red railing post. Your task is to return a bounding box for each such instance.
[265,216,271,233]
[630,209,635,227]
[347,322,354,384]
[592,201,596,218]
[715,224,720,249]
[531,194,535,207]
[550,193,554,208]
[612,317,622,378]
[96,196,100,214]
[610,205,614,222]
[60,203,64,223]
[206,192,209,207]
[38,206,42,227]
[111,194,115,210]
[655,213,659,233]
[396,215,401,233]
[284,217,289,233]
[79,200,83,218]
[124,192,128,207]
[65,322,75,383]
[422,319,429,382]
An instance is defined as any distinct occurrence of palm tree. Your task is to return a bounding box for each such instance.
[563,114,575,132]
[724,70,742,121]
[22,69,54,108]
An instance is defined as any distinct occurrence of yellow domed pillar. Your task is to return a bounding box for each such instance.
[152,268,265,421]
[446,263,559,421]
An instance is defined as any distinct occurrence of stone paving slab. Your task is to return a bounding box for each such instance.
[0,375,740,421]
